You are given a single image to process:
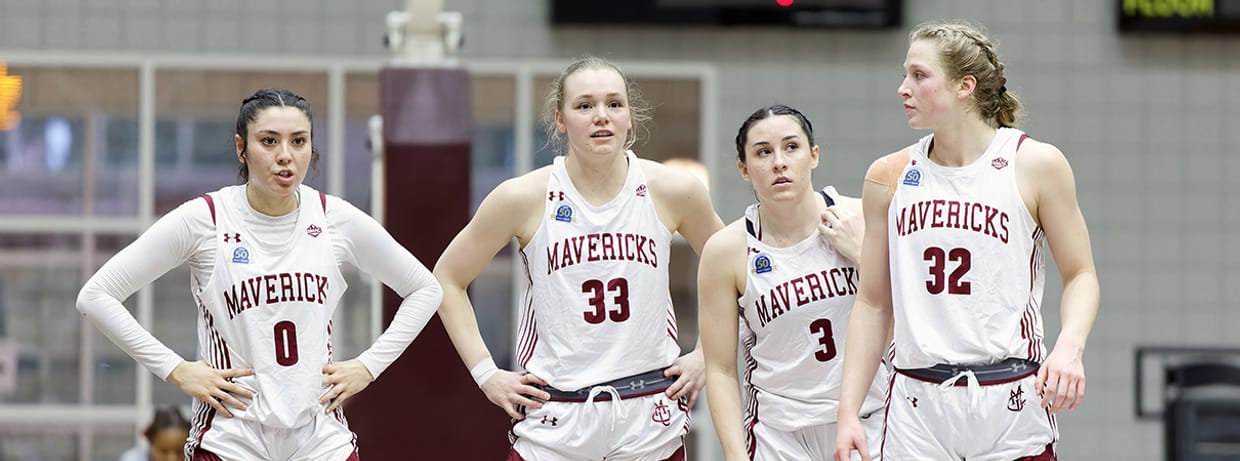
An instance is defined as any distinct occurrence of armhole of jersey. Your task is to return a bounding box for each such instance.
[818,189,836,207]
[745,215,759,240]
[201,194,216,226]
[319,191,327,212]
[1016,133,1030,152]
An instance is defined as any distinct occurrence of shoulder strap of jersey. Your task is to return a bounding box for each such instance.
[865,146,914,195]
[201,194,216,226]
[319,191,327,212]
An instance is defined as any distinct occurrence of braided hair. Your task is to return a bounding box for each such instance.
[910,21,1023,128]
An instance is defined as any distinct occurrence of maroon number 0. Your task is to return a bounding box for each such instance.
[924,246,972,295]
[809,318,837,362]
[582,278,630,324]
[273,320,299,366]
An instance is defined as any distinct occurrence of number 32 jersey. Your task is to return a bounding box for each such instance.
[738,187,886,431]
[518,152,679,391]
[888,127,1046,370]
[195,184,346,428]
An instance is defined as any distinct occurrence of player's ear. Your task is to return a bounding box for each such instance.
[235,134,246,162]
[737,159,751,183]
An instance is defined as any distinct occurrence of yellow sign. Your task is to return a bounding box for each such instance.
[0,63,23,131]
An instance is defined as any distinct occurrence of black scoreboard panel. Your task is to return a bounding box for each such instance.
[551,0,902,28]
[1119,0,1240,33]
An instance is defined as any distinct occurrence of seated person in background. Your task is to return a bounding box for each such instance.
[119,406,191,461]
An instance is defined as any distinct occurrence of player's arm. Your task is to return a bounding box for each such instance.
[321,197,445,412]
[645,160,725,406]
[433,175,551,418]
[835,153,903,461]
[76,199,255,417]
[1020,140,1100,414]
[697,223,750,461]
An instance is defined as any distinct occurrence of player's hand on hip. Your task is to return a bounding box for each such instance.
[320,360,375,414]
[167,360,255,418]
[833,416,871,461]
[664,348,705,408]
[1036,347,1086,414]
[481,370,550,420]
[819,206,863,264]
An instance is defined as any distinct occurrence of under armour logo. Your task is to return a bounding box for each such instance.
[1008,385,1026,412]
[628,379,647,391]
[907,396,919,408]
[223,233,241,243]
[651,400,672,426]
[539,415,558,426]
[306,224,322,238]
[548,191,565,201]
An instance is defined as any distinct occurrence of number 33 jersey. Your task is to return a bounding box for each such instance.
[888,127,1047,370]
[738,187,886,431]
[195,184,346,428]
[518,152,679,391]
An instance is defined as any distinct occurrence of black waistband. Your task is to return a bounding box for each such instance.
[541,368,673,403]
[896,358,1039,386]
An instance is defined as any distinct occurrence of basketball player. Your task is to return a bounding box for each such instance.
[434,56,724,461]
[699,105,888,461]
[118,406,191,461]
[77,88,443,461]
[834,21,1100,461]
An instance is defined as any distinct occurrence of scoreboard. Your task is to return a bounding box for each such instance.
[1119,0,1240,32]
[551,0,902,28]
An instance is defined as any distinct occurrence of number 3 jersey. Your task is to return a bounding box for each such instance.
[518,152,679,391]
[887,127,1046,370]
[195,184,346,428]
[738,187,886,431]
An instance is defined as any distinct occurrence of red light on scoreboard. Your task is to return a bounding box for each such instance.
[776,0,794,6]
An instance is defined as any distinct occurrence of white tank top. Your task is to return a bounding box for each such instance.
[193,184,346,428]
[738,187,886,431]
[517,152,679,391]
[888,128,1046,369]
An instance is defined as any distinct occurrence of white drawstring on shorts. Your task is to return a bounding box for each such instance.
[586,386,622,433]
[939,369,982,413]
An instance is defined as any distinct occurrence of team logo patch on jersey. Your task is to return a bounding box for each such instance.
[992,157,1009,170]
[752,254,774,274]
[635,184,647,197]
[231,246,250,264]
[554,204,574,223]
[306,224,322,238]
[902,167,922,186]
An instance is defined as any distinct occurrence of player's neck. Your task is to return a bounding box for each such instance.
[564,151,628,206]
[758,190,823,246]
[928,117,996,167]
[245,185,299,217]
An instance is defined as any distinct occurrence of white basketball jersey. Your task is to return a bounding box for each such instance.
[192,185,346,428]
[518,152,679,391]
[888,128,1046,369]
[738,187,887,432]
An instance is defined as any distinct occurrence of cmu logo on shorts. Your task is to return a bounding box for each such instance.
[752,254,773,274]
[1007,385,1026,412]
[231,246,250,264]
[902,167,922,187]
[651,400,672,427]
[554,204,574,223]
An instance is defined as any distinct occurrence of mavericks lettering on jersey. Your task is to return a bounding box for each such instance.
[223,272,329,319]
[546,232,659,274]
[755,267,857,327]
[895,199,1010,243]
